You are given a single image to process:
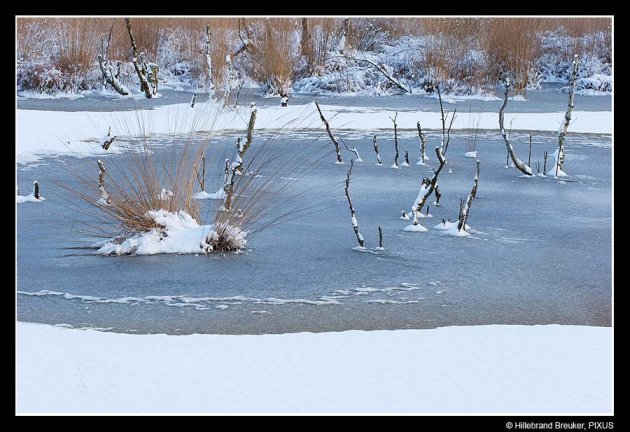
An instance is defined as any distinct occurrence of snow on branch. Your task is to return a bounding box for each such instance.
[342,55,410,93]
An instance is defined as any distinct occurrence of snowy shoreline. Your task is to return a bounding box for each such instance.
[17,322,612,414]
[17,103,612,164]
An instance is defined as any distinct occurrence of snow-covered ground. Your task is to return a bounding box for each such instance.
[16,102,612,164]
[16,322,611,414]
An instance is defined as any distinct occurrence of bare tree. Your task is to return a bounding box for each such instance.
[554,54,579,175]
[458,160,480,231]
[344,159,365,248]
[499,79,533,176]
[125,18,153,98]
[314,101,343,164]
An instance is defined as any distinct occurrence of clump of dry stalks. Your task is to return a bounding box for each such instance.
[66,102,334,254]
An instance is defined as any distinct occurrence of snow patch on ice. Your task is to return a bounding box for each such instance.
[16,193,45,204]
[403,224,428,232]
[464,151,478,158]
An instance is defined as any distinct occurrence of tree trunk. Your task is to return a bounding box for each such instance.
[499,79,533,176]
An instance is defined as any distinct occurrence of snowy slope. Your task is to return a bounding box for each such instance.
[17,323,612,413]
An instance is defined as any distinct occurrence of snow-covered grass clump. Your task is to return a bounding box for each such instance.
[97,210,247,255]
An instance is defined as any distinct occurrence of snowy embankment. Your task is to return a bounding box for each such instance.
[17,322,611,413]
[17,103,612,164]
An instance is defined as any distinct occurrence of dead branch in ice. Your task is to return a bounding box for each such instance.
[390,112,399,168]
[100,127,116,150]
[377,225,384,250]
[97,160,111,206]
[33,181,40,200]
[437,86,456,156]
[372,135,382,165]
[314,101,343,164]
[344,159,365,248]
[416,122,428,164]
[412,147,447,218]
[458,159,480,232]
[193,155,206,191]
[224,106,257,209]
[190,93,197,108]
[499,79,533,176]
[340,138,362,162]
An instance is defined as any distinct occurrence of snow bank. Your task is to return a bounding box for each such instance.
[16,103,612,164]
[16,322,612,413]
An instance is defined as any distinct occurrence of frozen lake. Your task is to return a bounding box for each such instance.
[17,90,612,334]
